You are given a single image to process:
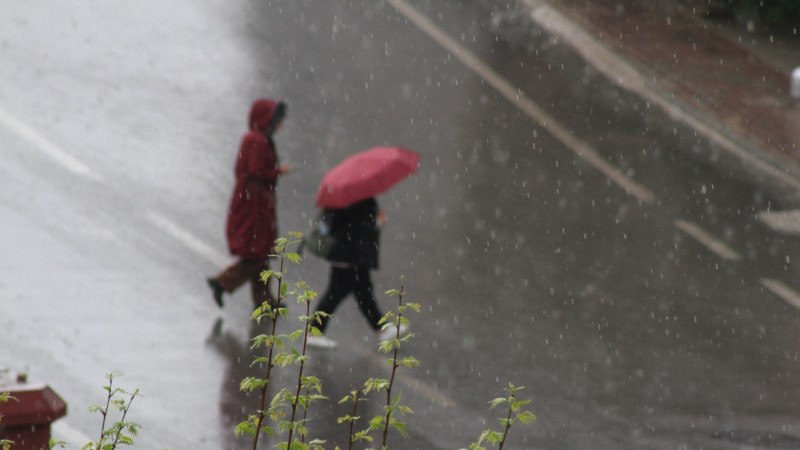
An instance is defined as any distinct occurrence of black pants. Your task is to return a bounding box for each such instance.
[314,266,383,333]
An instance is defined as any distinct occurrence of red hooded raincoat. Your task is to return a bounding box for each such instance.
[225,99,283,260]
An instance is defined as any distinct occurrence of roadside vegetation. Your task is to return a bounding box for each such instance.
[2,233,535,449]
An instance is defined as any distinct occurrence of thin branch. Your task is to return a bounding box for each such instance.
[348,388,363,450]
[252,254,285,450]
[381,282,405,447]
[286,296,312,447]
[109,389,139,449]
[96,375,114,449]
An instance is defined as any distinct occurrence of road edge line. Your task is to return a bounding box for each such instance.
[674,219,742,261]
[523,0,800,193]
[385,0,656,203]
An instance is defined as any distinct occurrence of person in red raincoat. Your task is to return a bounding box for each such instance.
[207,99,292,308]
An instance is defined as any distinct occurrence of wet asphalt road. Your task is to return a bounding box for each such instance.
[4,1,800,449]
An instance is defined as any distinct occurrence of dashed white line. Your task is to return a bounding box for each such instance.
[0,108,103,182]
[761,278,800,310]
[144,210,229,267]
[758,210,800,235]
[385,0,656,203]
[674,219,742,261]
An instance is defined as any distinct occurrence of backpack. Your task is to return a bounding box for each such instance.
[304,210,336,259]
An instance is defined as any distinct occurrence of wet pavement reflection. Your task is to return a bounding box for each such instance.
[4,0,800,448]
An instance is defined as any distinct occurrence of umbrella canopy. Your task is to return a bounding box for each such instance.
[315,146,420,208]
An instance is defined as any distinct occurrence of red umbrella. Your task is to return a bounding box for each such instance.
[315,146,420,208]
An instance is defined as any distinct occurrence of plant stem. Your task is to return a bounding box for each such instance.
[381,283,404,447]
[300,385,310,445]
[347,388,362,450]
[286,298,312,447]
[97,375,114,449]
[498,393,514,450]
[109,389,138,449]
[252,255,285,450]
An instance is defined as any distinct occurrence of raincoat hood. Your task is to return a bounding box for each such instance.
[248,98,286,135]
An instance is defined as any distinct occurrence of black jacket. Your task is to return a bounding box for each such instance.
[326,198,380,269]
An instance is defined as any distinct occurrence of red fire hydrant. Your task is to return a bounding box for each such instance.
[0,368,67,450]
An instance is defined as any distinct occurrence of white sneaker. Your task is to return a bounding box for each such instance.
[306,335,338,349]
[379,324,409,342]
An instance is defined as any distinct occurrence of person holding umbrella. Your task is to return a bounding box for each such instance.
[306,147,419,349]
[207,99,292,309]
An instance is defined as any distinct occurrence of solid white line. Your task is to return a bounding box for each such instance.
[761,278,800,310]
[144,210,229,267]
[0,108,103,182]
[674,219,742,261]
[758,210,800,235]
[52,421,93,448]
[385,0,656,203]
[523,0,800,192]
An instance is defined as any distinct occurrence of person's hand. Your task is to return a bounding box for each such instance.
[377,210,388,227]
[279,163,294,175]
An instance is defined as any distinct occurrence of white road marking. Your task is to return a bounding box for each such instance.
[525,0,800,310]
[761,278,800,310]
[51,421,93,448]
[0,108,103,182]
[674,219,742,261]
[342,335,458,409]
[386,0,656,203]
[144,210,230,267]
[523,0,800,192]
[758,210,800,235]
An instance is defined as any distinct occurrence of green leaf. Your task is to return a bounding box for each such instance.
[391,420,410,438]
[289,329,305,342]
[378,340,394,353]
[240,377,267,392]
[337,415,359,424]
[399,356,420,369]
[368,415,384,430]
[353,430,373,442]
[235,421,256,437]
[511,399,531,410]
[364,378,389,392]
[486,430,504,444]
[488,397,507,409]
[517,410,537,424]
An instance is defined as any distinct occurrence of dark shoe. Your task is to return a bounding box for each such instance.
[207,278,224,308]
